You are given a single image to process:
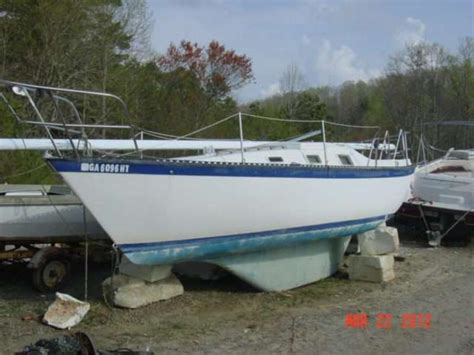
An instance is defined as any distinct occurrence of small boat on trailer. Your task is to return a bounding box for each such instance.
[397,149,474,246]
[0,184,109,291]
[0,80,414,291]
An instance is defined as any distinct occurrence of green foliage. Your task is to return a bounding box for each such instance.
[293,90,326,121]
[243,89,328,141]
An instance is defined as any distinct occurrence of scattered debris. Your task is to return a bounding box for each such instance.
[18,332,154,354]
[21,314,39,322]
[43,292,90,329]
[19,334,83,354]
[102,273,184,309]
[278,291,294,298]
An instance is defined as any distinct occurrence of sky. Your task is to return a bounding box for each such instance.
[147,0,473,102]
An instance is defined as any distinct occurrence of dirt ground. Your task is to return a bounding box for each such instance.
[1,232,472,354]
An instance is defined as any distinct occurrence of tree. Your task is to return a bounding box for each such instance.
[293,90,326,120]
[155,40,253,130]
[291,90,327,134]
[279,64,306,119]
[0,0,153,182]
[458,37,474,62]
[336,81,370,126]
[385,42,450,140]
[0,0,153,127]
[157,40,254,100]
[279,64,306,95]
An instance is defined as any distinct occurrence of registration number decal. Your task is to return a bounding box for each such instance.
[80,163,130,173]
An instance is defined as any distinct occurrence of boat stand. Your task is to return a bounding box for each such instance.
[401,202,474,246]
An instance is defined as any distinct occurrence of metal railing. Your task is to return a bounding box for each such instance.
[0,79,410,166]
[0,79,138,159]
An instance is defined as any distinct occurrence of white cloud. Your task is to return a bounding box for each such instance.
[260,83,281,98]
[302,34,311,45]
[314,40,380,85]
[395,17,426,46]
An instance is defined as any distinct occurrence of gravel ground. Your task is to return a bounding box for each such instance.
[0,233,472,354]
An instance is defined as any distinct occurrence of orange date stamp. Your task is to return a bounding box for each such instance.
[345,313,431,329]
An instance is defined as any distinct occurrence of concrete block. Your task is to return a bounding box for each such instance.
[359,225,399,256]
[102,273,183,309]
[43,293,90,329]
[347,254,395,283]
[119,256,172,282]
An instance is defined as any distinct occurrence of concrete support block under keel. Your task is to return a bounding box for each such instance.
[347,254,395,283]
[358,224,400,256]
[207,236,351,291]
[102,273,183,309]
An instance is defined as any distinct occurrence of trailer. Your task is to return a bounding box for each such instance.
[395,201,474,246]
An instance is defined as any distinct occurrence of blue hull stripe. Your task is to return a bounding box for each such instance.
[48,158,414,179]
[120,215,387,265]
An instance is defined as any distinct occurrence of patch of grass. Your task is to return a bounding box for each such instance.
[80,302,112,326]
[0,299,45,318]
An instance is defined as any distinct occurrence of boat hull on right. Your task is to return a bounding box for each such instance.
[413,150,474,212]
[395,150,474,244]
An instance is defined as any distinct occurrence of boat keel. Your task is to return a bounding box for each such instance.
[208,236,351,291]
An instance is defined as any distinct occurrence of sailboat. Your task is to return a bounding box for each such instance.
[0,80,414,291]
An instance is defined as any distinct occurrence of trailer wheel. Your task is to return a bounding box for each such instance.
[32,257,69,292]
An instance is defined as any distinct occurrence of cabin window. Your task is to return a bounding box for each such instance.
[338,155,353,166]
[306,155,322,164]
[268,156,284,163]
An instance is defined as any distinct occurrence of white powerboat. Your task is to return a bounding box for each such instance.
[397,149,474,245]
[0,80,414,291]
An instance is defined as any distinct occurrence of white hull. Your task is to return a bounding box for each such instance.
[49,158,413,268]
[60,171,411,246]
[413,151,474,212]
[413,173,474,212]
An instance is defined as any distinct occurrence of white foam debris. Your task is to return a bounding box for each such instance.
[43,293,90,329]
